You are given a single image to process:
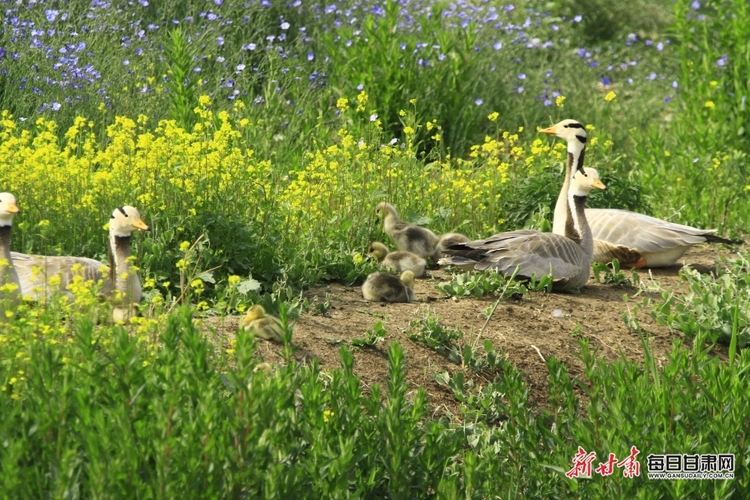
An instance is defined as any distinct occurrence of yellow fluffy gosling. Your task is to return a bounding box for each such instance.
[376,202,439,259]
[368,242,426,277]
[239,304,284,342]
[361,270,415,303]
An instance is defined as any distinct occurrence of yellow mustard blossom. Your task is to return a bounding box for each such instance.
[555,95,566,107]
[604,91,616,102]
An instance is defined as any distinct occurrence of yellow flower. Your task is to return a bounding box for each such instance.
[336,97,349,112]
[555,95,566,107]
[487,111,499,122]
[709,80,719,88]
[704,101,715,110]
[604,91,616,102]
[353,253,364,265]
[179,241,191,252]
[323,409,334,422]
[228,275,241,286]
[403,126,415,135]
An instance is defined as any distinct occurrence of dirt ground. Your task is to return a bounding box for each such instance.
[202,245,738,418]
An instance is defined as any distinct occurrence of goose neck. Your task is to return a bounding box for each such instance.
[565,192,593,256]
[0,225,12,260]
[108,234,133,289]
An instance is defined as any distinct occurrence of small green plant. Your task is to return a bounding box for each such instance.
[408,314,463,360]
[648,254,750,347]
[163,29,200,129]
[352,321,388,348]
[571,321,583,337]
[591,259,638,287]
[436,271,529,299]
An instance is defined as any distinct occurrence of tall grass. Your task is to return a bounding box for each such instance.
[1,302,746,496]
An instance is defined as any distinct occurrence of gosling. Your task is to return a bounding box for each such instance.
[436,232,471,256]
[239,304,285,342]
[376,202,439,259]
[362,270,415,303]
[368,242,426,277]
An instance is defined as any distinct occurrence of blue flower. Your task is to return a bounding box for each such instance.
[691,1,700,10]
[518,73,526,80]
[573,15,582,23]
[493,42,502,50]
[475,98,483,105]
[45,10,59,23]
[307,52,314,61]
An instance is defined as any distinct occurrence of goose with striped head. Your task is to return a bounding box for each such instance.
[439,167,606,291]
[12,205,148,322]
[542,120,735,267]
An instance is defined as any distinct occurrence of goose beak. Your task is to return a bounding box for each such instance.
[6,203,19,214]
[540,125,557,135]
[133,218,149,230]
[592,179,607,190]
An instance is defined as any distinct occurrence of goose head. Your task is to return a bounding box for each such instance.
[109,206,149,237]
[540,119,588,173]
[0,193,20,227]
[569,167,606,197]
[240,304,267,329]
[399,270,416,289]
[375,202,398,220]
[368,242,389,261]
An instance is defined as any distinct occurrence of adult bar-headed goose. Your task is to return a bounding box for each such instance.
[542,120,734,267]
[376,202,439,259]
[362,270,415,303]
[12,206,148,320]
[0,193,21,306]
[368,241,427,277]
[440,168,606,291]
[239,304,284,342]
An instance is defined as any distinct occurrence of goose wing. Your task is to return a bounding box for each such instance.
[592,239,643,266]
[11,252,108,299]
[586,209,730,252]
[445,230,586,281]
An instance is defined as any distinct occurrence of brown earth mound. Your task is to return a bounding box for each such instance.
[202,245,735,418]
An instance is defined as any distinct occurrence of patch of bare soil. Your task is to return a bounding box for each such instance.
[202,245,736,418]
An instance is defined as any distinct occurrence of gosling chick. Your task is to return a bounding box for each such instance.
[362,270,415,303]
[376,202,439,259]
[368,242,426,277]
[436,232,471,256]
[239,304,285,342]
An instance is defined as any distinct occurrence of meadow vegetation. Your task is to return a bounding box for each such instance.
[1,0,748,496]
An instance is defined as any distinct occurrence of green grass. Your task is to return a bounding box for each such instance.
[1,306,747,497]
[0,0,749,495]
